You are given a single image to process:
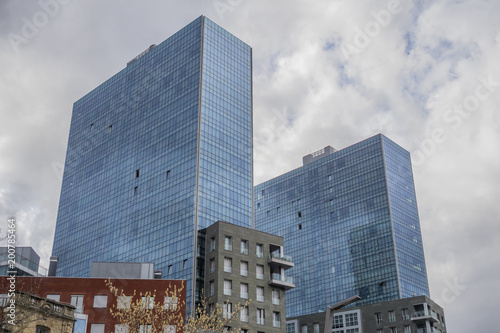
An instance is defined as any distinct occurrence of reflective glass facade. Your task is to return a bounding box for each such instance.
[52,16,253,308]
[254,134,429,317]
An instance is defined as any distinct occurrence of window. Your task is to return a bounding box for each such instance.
[240,283,248,299]
[224,280,232,296]
[90,123,94,130]
[256,264,264,279]
[223,302,232,319]
[272,289,280,305]
[402,308,409,320]
[298,224,302,230]
[313,323,320,333]
[209,281,215,297]
[377,330,383,333]
[164,296,178,310]
[273,312,281,327]
[404,325,411,333]
[375,312,383,324]
[136,169,140,178]
[142,296,154,309]
[256,286,264,302]
[256,244,263,258]
[139,325,152,333]
[287,322,297,333]
[93,295,108,308]
[70,295,84,313]
[388,310,396,322]
[164,325,176,333]
[240,261,248,276]
[345,313,358,327]
[240,240,249,255]
[168,265,172,275]
[210,237,216,252]
[257,308,265,325]
[346,330,359,333]
[224,236,232,251]
[166,170,171,179]
[91,324,105,333]
[333,315,343,329]
[36,326,50,333]
[115,325,128,333]
[46,294,60,302]
[134,186,138,195]
[117,296,131,309]
[240,307,249,322]
[301,325,307,333]
[209,258,215,274]
[390,327,397,333]
[108,125,113,132]
[224,257,232,273]
[298,211,302,218]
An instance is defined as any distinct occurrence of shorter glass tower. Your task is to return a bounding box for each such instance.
[254,134,430,317]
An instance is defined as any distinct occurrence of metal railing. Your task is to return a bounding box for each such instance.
[271,273,294,284]
[270,253,293,262]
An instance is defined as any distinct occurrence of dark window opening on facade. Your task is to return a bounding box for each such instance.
[90,123,94,130]
[298,211,301,218]
[136,169,140,178]
[299,224,302,230]
[166,170,171,179]
[134,186,138,195]
[108,125,113,132]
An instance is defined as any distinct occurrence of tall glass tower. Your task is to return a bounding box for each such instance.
[254,134,429,317]
[51,16,253,307]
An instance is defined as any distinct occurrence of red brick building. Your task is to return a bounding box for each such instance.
[0,277,186,333]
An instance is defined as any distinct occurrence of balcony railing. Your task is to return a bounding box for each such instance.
[257,295,264,302]
[241,269,248,277]
[270,253,293,262]
[256,273,264,280]
[224,266,232,273]
[271,273,293,284]
[272,298,280,305]
[241,292,248,299]
[273,320,281,328]
[269,273,295,290]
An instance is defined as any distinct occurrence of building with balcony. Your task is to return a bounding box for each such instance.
[255,135,431,317]
[286,295,446,333]
[0,276,186,333]
[203,221,294,333]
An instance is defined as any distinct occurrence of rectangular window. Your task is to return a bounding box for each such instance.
[256,244,263,258]
[166,170,170,179]
[164,325,176,333]
[136,169,140,178]
[223,302,232,319]
[134,186,138,195]
[46,294,60,302]
[240,283,248,299]
[139,325,152,333]
[345,313,358,327]
[142,296,154,309]
[240,240,248,255]
[108,125,113,132]
[375,312,383,324]
[273,312,281,328]
[301,325,307,333]
[240,307,249,322]
[256,264,264,279]
[224,280,232,296]
[115,324,128,333]
[117,296,131,309]
[224,257,232,273]
[164,296,178,310]
[404,325,411,333]
[91,324,105,333]
[71,295,84,313]
[93,295,108,308]
[388,311,396,322]
[224,236,232,251]
[240,261,248,276]
[209,281,215,297]
[333,315,343,329]
[209,258,215,274]
[377,330,383,333]
[298,211,302,218]
[257,308,265,325]
[210,237,216,252]
[256,286,264,302]
[313,323,320,333]
[402,308,409,320]
[272,289,280,305]
[390,327,397,333]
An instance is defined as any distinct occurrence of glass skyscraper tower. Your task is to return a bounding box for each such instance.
[254,134,430,317]
[52,16,253,307]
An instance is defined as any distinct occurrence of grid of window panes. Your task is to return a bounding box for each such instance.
[52,17,253,313]
[254,134,427,317]
[197,18,253,230]
[382,136,430,298]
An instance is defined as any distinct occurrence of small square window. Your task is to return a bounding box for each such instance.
[117,296,131,309]
[93,295,108,308]
[91,324,105,333]
[46,294,60,302]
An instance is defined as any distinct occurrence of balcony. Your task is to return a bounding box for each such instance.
[269,273,295,290]
[411,311,439,323]
[268,253,294,269]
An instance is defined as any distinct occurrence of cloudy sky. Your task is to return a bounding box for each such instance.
[1,0,499,331]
